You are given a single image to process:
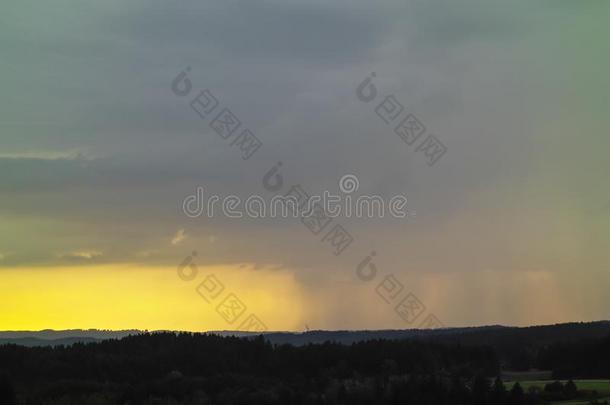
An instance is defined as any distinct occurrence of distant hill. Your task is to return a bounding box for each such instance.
[1,321,609,348]
[0,329,140,340]
[217,321,610,346]
[0,337,101,347]
[0,329,139,346]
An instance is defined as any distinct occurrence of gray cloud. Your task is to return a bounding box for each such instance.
[1,0,609,325]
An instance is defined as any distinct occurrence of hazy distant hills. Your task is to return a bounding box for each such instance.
[0,337,101,347]
[0,329,139,347]
[0,329,140,340]
[1,321,609,347]
[214,321,610,346]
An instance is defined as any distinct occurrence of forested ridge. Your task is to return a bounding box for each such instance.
[0,326,609,404]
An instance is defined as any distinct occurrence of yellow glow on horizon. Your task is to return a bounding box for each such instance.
[0,264,306,332]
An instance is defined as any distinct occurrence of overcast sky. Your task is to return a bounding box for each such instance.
[1,0,609,331]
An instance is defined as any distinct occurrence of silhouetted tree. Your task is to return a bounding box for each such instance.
[472,374,490,405]
[564,379,578,399]
[492,376,506,403]
[0,373,16,405]
[544,380,563,393]
[510,382,525,405]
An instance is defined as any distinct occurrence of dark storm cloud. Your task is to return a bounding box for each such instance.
[118,0,389,64]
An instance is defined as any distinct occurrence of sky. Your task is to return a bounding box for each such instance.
[1,0,609,332]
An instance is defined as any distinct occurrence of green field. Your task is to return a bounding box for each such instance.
[556,398,610,405]
[505,380,610,404]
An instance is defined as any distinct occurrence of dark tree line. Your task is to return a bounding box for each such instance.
[0,333,499,381]
[0,331,609,404]
[537,335,610,378]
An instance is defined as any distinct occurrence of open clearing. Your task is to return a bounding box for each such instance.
[505,380,610,404]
